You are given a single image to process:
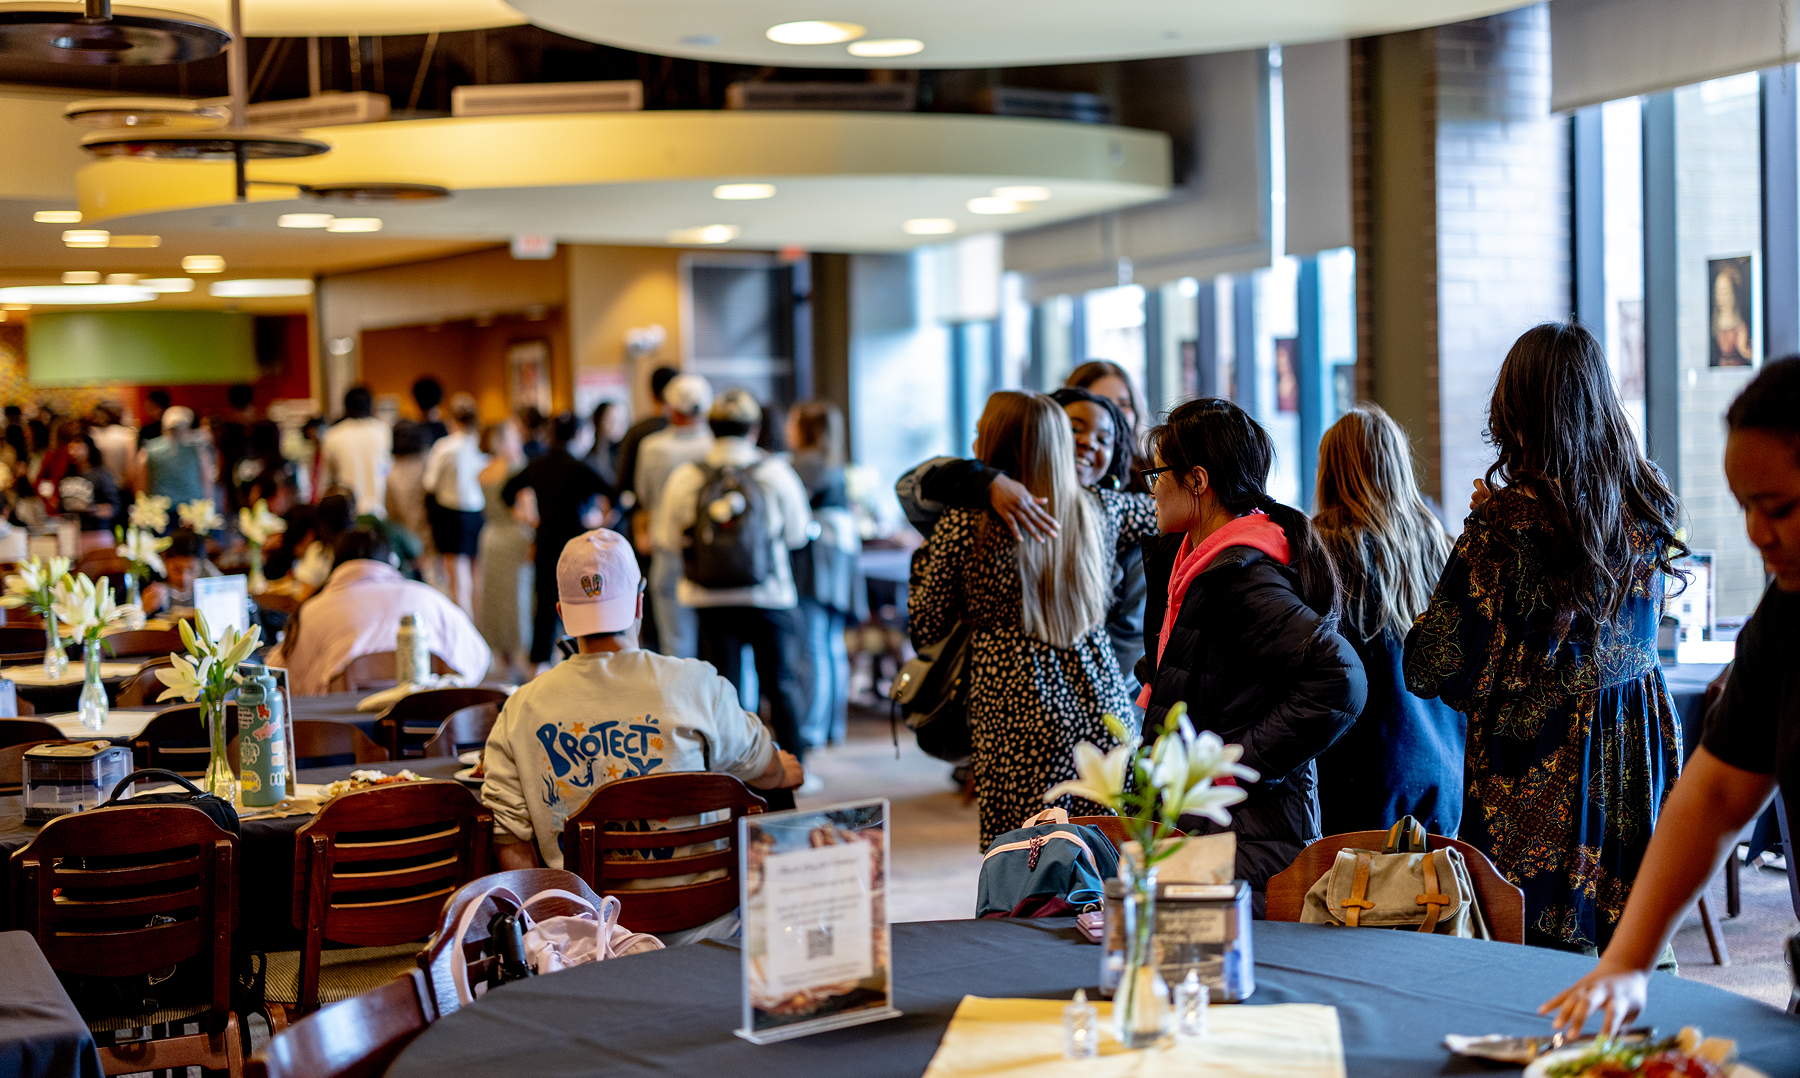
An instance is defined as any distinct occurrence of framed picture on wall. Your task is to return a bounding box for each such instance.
[1274,337,1300,413]
[508,338,553,413]
[1706,255,1756,368]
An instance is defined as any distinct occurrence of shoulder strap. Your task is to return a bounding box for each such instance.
[450,885,523,1006]
[1342,850,1376,928]
[1415,851,1450,934]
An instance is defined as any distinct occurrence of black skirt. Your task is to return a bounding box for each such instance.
[428,499,484,556]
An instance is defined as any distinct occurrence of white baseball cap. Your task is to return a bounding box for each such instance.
[555,529,642,637]
[663,373,712,417]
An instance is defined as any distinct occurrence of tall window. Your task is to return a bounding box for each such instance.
[1254,256,1303,507]
[1600,97,1648,443]
[1081,284,1148,391]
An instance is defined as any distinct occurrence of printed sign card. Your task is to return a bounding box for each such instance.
[737,799,899,1044]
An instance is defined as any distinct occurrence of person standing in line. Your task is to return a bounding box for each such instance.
[634,374,714,659]
[385,421,436,586]
[909,391,1157,847]
[786,400,863,749]
[1544,356,1800,1034]
[652,389,813,763]
[136,389,170,448]
[502,413,613,671]
[423,395,488,614]
[135,406,212,513]
[1406,322,1687,954]
[88,402,137,491]
[587,399,627,492]
[476,419,534,683]
[615,366,680,513]
[412,376,449,447]
[1136,397,1365,897]
[320,385,393,518]
[211,383,257,515]
[1311,404,1463,835]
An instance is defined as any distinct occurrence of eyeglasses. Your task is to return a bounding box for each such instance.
[1136,465,1174,487]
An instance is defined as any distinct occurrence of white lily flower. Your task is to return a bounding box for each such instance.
[155,652,213,703]
[116,527,172,577]
[238,499,287,548]
[177,498,222,534]
[129,492,172,532]
[217,622,263,670]
[1179,723,1260,786]
[1044,740,1134,809]
[1169,782,1250,826]
[51,574,127,641]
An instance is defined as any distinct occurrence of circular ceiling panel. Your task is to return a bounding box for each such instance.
[0,0,525,37]
[512,0,1533,68]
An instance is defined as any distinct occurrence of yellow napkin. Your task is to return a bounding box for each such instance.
[922,997,1346,1078]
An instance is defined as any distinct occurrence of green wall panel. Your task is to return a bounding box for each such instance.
[27,310,256,386]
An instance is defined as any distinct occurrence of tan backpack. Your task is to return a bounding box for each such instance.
[1299,817,1490,939]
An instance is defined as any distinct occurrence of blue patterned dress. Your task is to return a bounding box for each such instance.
[1403,489,1681,952]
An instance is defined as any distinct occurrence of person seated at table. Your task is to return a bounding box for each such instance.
[142,529,221,614]
[482,528,803,944]
[267,526,492,695]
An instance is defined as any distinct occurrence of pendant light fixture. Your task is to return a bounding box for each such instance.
[0,1,227,65]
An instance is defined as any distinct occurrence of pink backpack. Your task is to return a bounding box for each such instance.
[450,885,664,1006]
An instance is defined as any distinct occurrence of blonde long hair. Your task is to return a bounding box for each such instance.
[975,391,1109,648]
[1313,404,1451,640]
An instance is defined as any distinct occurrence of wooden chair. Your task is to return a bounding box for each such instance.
[0,716,61,749]
[327,650,456,694]
[291,720,389,769]
[248,969,432,1078]
[101,627,186,658]
[0,625,52,653]
[377,687,506,759]
[560,772,766,937]
[266,781,491,1022]
[133,704,237,778]
[115,656,176,707]
[1264,829,1526,944]
[419,869,605,1017]
[0,737,76,795]
[11,803,243,1076]
[1069,815,1180,850]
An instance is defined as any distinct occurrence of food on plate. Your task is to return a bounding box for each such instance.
[1545,1027,1738,1078]
[471,747,485,780]
[319,769,426,800]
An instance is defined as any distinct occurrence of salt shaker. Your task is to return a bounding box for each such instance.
[1063,988,1099,1059]
[1176,970,1209,1039]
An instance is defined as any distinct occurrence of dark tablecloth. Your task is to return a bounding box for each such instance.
[386,918,1800,1078]
[1664,662,1727,751]
[0,931,103,1078]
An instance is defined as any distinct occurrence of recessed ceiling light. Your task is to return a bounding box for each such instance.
[105,273,139,285]
[33,210,81,224]
[61,271,101,285]
[106,235,162,249]
[62,229,108,247]
[713,183,776,201]
[326,217,383,233]
[966,196,1029,215]
[0,285,155,305]
[765,20,865,45]
[903,218,957,236]
[847,38,924,58]
[139,277,194,293]
[667,224,740,245]
[278,213,335,229]
[208,278,315,299]
[181,255,226,274]
[2,304,29,311]
[992,185,1051,202]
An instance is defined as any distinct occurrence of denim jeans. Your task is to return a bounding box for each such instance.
[649,550,698,659]
[796,599,850,748]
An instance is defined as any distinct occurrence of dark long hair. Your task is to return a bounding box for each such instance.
[1149,397,1340,618]
[1485,322,1687,624]
[1048,386,1133,491]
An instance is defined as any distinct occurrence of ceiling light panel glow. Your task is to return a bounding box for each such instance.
[902,218,956,235]
[991,185,1051,202]
[0,285,156,305]
[667,224,739,245]
[181,255,226,273]
[278,213,335,229]
[34,210,82,224]
[966,196,1028,215]
[712,183,776,200]
[765,20,864,45]
[847,38,923,58]
[325,217,383,233]
[139,277,195,293]
[62,229,108,246]
[208,278,316,298]
[61,271,101,284]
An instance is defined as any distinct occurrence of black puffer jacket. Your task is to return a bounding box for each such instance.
[1136,536,1367,895]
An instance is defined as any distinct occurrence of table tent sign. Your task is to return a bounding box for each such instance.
[737,799,900,1044]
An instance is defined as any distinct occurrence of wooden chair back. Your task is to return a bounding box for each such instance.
[291,720,389,769]
[378,687,506,759]
[133,703,236,778]
[1264,829,1525,944]
[248,968,432,1078]
[419,869,604,1017]
[560,772,767,936]
[0,717,62,749]
[0,626,51,654]
[11,803,242,1075]
[1068,815,1179,850]
[290,781,491,1015]
[102,627,186,658]
[327,650,455,694]
[75,550,132,578]
[115,656,175,707]
[0,737,75,795]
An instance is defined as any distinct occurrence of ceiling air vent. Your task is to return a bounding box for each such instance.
[724,82,916,112]
[979,87,1113,124]
[195,92,391,128]
[452,80,644,117]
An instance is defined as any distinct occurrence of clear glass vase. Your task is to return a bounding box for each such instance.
[247,546,266,596]
[77,643,107,731]
[202,699,237,803]
[1113,859,1171,1050]
[41,615,67,679]
[121,573,146,631]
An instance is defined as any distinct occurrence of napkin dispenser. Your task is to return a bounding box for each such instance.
[22,741,133,824]
[1102,879,1255,1003]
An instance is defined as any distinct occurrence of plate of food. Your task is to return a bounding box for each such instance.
[1525,1027,1761,1078]
[453,766,484,787]
[458,750,480,767]
[318,769,428,801]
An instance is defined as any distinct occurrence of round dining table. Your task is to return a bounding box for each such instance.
[386,918,1800,1078]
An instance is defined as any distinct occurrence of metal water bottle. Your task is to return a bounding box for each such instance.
[237,664,288,807]
[396,612,426,685]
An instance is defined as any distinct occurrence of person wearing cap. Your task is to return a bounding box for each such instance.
[502,413,615,670]
[633,372,715,658]
[135,403,213,509]
[484,528,803,941]
[651,389,814,764]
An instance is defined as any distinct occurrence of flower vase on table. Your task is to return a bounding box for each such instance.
[1043,703,1258,1052]
[53,574,129,731]
[238,499,286,597]
[42,616,67,679]
[77,645,107,731]
[0,556,74,678]
[115,525,169,632]
[201,698,237,802]
[155,611,264,804]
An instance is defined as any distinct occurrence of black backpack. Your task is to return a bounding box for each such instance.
[683,462,774,589]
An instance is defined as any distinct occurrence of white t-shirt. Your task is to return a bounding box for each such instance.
[422,429,487,512]
[321,417,393,517]
[650,437,813,610]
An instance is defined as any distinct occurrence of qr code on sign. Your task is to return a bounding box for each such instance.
[805,927,834,960]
